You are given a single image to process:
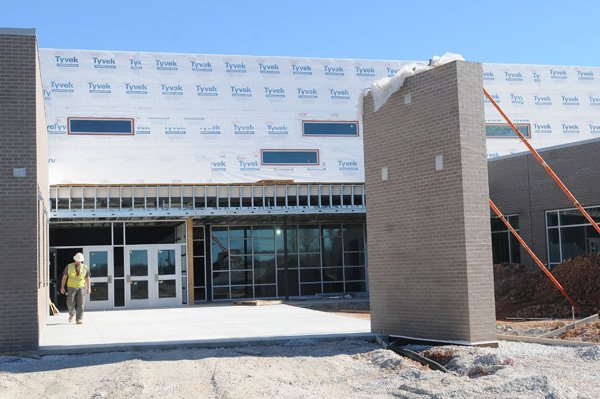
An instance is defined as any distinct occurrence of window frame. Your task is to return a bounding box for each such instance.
[260,149,320,166]
[68,117,135,136]
[545,205,600,268]
[485,123,531,139]
[490,214,520,264]
[302,120,360,137]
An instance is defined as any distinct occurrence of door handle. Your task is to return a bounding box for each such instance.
[108,275,113,284]
[154,274,159,282]
[126,275,131,284]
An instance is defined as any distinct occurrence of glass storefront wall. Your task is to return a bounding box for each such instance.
[211,223,367,300]
[546,206,600,267]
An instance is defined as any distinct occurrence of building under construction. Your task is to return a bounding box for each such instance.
[1,27,600,350]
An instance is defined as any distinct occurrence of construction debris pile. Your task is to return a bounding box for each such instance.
[494,254,600,318]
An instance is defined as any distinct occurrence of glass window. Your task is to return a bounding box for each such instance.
[211,230,229,271]
[212,271,230,286]
[299,237,320,253]
[322,237,343,267]
[547,228,561,264]
[157,250,176,275]
[158,280,177,298]
[229,239,252,255]
[193,257,205,286]
[560,226,593,259]
[114,279,125,307]
[254,255,276,284]
[345,281,366,292]
[130,250,148,276]
[301,283,322,296]
[231,286,253,299]
[322,267,343,282]
[298,225,320,237]
[253,239,275,254]
[302,121,359,137]
[560,208,600,226]
[130,280,148,300]
[300,268,321,282]
[345,267,365,281]
[261,150,319,165]
[344,252,365,267]
[299,253,320,268]
[276,254,299,269]
[491,233,510,264]
[490,215,520,264]
[69,118,134,135]
[322,224,342,237]
[213,286,230,300]
[277,270,299,296]
[231,271,253,286]
[229,226,252,239]
[230,255,252,270]
[546,212,558,227]
[560,210,588,226]
[275,226,298,254]
[253,226,274,238]
[343,225,364,252]
[254,285,276,298]
[485,123,530,138]
[323,282,344,293]
[89,251,108,277]
[90,282,109,301]
[510,234,521,264]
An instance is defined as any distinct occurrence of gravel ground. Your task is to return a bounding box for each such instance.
[495,320,568,337]
[1,339,598,399]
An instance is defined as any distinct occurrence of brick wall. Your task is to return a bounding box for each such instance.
[488,138,600,267]
[0,29,48,351]
[363,61,497,345]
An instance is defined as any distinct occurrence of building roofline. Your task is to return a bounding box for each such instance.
[488,136,600,162]
[0,27,36,36]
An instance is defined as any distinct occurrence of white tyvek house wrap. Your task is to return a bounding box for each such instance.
[40,49,600,184]
[41,49,418,185]
[481,64,600,158]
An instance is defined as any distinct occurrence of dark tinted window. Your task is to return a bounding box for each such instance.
[303,121,358,136]
[261,150,318,165]
[69,118,133,135]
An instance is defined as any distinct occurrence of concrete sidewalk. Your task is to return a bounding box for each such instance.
[39,304,372,354]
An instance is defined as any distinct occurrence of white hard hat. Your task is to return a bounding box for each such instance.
[73,253,84,262]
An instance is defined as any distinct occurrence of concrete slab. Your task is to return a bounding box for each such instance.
[39,304,372,354]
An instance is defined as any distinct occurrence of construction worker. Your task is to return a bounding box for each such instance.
[60,252,91,324]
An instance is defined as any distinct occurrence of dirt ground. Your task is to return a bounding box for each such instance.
[494,254,600,319]
[1,339,599,399]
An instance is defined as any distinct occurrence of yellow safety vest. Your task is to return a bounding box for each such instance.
[66,263,88,289]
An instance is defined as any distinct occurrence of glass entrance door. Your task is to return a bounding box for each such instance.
[125,245,181,307]
[155,248,180,306]
[126,248,152,308]
[84,247,114,310]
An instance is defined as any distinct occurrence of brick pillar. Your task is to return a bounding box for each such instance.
[363,61,497,345]
[0,28,49,351]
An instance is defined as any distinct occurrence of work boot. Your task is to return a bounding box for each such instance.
[76,319,83,324]
[68,315,74,322]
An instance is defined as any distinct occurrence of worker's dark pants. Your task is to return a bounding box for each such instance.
[66,287,86,321]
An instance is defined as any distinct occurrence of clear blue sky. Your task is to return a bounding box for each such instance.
[2,0,599,66]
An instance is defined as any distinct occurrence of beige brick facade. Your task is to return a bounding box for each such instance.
[362,61,497,345]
